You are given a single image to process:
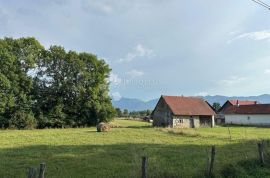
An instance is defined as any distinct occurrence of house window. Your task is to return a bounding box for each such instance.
[175,118,183,124]
[247,116,250,120]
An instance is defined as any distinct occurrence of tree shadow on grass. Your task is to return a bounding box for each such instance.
[1,140,270,178]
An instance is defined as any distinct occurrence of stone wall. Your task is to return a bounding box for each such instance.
[152,98,173,127]
[172,116,200,128]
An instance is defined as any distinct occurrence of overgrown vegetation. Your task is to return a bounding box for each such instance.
[1,120,270,177]
[0,37,115,129]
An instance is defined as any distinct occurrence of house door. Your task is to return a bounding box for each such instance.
[189,117,195,128]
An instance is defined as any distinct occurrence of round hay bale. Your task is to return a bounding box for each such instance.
[97,122,110,132]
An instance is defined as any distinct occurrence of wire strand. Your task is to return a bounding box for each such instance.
[251,0,270,9]
[257,0,270,8]
[252,0,269,8]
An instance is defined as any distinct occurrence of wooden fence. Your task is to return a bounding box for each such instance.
[26,140,268,178]
[140,140,267,178]
[27,163,45,178]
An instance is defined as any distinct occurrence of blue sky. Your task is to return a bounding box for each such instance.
[1,0,270,100]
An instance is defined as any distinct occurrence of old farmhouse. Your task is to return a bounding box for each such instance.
[216,100,258,124]
[222,103,270,126]
[152,96,216,128]
[219,100,258,113]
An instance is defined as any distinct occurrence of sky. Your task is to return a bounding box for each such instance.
[1,0,270,101]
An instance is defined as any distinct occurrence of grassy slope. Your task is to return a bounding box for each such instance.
[1,119,270,178]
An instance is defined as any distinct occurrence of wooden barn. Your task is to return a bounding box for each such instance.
[151,96,216,128]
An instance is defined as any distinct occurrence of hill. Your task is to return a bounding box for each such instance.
[112,94,270,111]
[112,97,158,111]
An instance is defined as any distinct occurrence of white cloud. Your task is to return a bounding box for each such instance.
[118,44,154,63]
[81,0,113,14]
[135,44,154,57]
[264,69,270,74]
[219,76,247,87]
[109,72,122,85]
[228,31,240,36]
[195,92,209,96]
[126,69,144,78]
[228,30,270,44]
[111,92,122,101]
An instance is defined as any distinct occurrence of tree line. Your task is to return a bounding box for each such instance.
[115,108,152,118]
[0,37,115,129]
[115,102,221,119]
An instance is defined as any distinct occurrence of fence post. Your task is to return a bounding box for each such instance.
[227,127,232,140]
[38,163,46,178]
[27,167,36,178]
[142,156,148,178]
[206,145,216,177]
[258,141,265,166]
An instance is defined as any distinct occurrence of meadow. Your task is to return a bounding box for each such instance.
[1,119,270,178]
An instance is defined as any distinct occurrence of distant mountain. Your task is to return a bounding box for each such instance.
[203,94,270,105]
[112,97,158,111]
[112,94,270,111]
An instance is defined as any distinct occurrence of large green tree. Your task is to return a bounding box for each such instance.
[34,46,115,128]
[0,37,43,128]
[0,37,115,129]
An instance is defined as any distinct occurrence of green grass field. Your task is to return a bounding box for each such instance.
[1,119,270,178]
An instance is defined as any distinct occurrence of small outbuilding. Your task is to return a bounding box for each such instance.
[151,95,216,128]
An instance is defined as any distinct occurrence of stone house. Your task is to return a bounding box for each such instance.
[151,95,216,128]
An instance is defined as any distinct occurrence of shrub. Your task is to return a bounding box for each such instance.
[36,113,50,129]
[9,111,36,129]
[0,115,8,128]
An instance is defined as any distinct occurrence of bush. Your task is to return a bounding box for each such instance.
[9,111,36,129]
[0,115,8,128]
[50,118,66,128]
[36,113,50,129]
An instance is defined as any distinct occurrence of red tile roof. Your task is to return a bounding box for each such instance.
[228,100,257,106]
[224,104,270,114]
[162,95,215,116]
